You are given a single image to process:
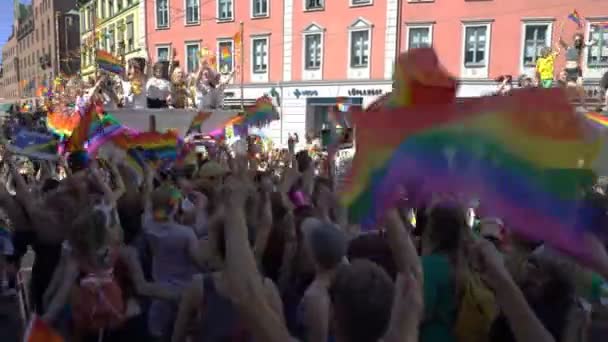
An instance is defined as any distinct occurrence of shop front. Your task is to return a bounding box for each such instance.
[280,82,392,148]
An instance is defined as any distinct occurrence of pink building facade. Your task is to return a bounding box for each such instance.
[402,0,608,96]
[145,0,608,144]
[145,0,397,144]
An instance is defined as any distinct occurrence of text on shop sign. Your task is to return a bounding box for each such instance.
[348,88,384,96]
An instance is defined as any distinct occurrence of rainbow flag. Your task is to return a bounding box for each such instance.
[66,103,104,152]
[388,48,457,108]
[96,50,124,74]
[47,109,81,137]
[221,46,232,62]
[340,88,608,262]
[569,10,583,29]
[111,130,181,162]
[584,112,608,129]
[24,316,64,342]
[188,111,212,133]
[242,95,279,127]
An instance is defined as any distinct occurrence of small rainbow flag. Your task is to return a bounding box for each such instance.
[569,10,583,29]
[242,95,279,127]
[96,49,124,74]
[221,46,232,61]
[584,112,608,129]
[24,316,64,342]
[47,109,81,137]
[188,111,212,133]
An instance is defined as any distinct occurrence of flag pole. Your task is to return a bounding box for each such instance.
[239,21,244,111]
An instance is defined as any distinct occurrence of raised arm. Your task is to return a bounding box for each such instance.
[473,239,556,342]
[222,177,295,342]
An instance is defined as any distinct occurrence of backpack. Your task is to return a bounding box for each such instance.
[71,248,126,332]
[453,272,498,342]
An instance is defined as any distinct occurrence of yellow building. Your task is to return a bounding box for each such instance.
[79,0,147,78]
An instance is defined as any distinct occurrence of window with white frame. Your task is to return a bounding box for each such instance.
[186,42,200,73]
[407,25,432,49]
[304,33,322,70]
[108,25,115,53]
[218,40,234,74]
[156,0,169,28]
[305,0,323,10]
[126,15,134,52]
[587,24,608,67]
[252,0,268,17]
[252,37,268,73]
[351,0,372,5]
[108,0,114,16]
[464,25,488,67]
[157,45,170,61]
[522,23,549,67]
[218,0,233,21]
[186,0,200,24]
[100,0,106,18]
[350,30,370,68]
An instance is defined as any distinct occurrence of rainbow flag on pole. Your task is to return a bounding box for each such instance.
[96,49,124,74]
[568,10,583,28]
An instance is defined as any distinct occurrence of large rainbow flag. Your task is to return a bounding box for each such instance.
[340,87,608,262]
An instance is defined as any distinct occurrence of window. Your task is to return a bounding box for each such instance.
[186,0,200,24]
[157,45,170,61]
[100,0,106,18]
[217,40,234,74]
[108,0,114,17]
[464,25,488,66]
[407,25,432,49]
[101,29,107,50]
[126,16,134,52]
[87,8,93,31]
[127,0,132,5]
[108,26,115,52]
[156,0,169,28]
[350,30,369,68]
[304,33,321,69]
[117,20,125,53]
[305,0,323,10]
[186,42,200,74]
[218,0,233,21]
[351,0,372,5]
[588,25,608,67]
[522,23,549,67]
[252,0,268,17]
[252,37,268,73]
[117,0,123,11]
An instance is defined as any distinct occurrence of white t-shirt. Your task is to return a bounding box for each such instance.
[122,80,147,109]
[146,77,172,101]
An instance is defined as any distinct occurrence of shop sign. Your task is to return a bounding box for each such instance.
[347,88,384,97]
[293,89,319,99]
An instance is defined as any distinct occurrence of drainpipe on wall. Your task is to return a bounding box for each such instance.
[394,0,403,71]
[279,82,284,146]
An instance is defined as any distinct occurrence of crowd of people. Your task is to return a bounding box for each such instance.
[0,29,608,342]
[0,113,605,342]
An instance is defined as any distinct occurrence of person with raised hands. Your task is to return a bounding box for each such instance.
[470,238,557,342]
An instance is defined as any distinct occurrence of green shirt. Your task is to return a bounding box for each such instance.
[420,254,457,342]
